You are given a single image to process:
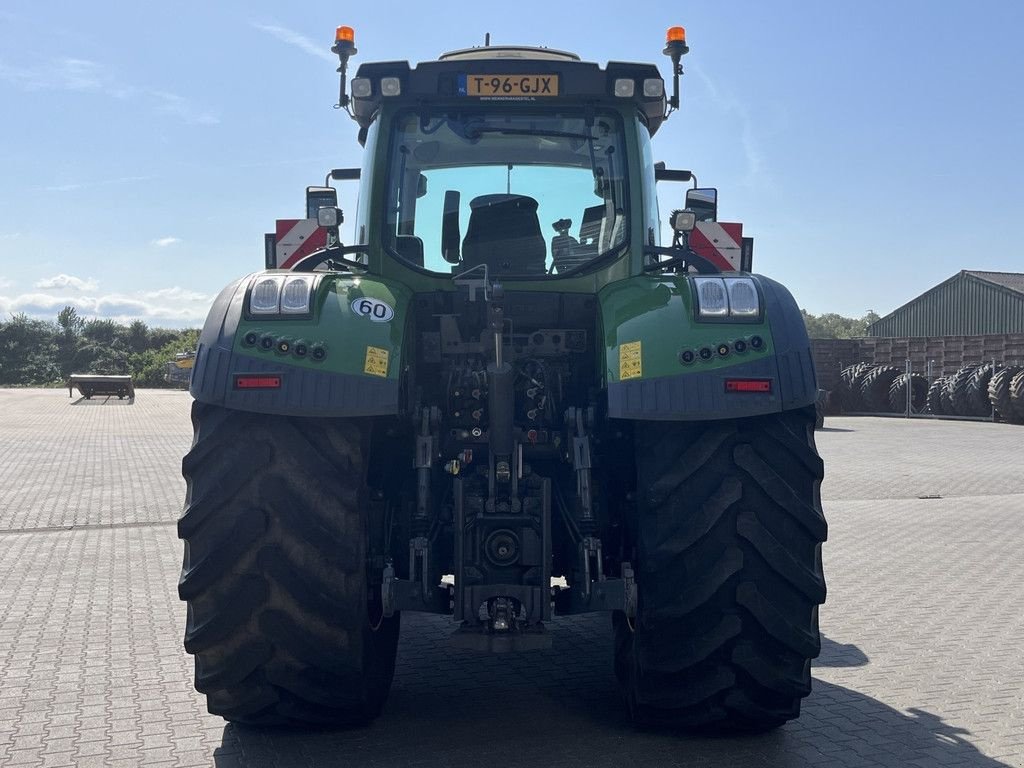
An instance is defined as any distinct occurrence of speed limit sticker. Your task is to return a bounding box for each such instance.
[350,296,395,323]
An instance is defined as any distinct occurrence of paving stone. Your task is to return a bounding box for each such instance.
[0,390,1022,766]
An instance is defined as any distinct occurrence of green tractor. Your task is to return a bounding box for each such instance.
[178,25,826,731]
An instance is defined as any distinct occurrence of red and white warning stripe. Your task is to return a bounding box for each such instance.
[689,222,743,271]
[274,218,329,269]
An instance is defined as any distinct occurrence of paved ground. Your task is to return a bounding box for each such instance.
[1,389,1023,767]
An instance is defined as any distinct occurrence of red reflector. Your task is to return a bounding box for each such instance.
[234,375,282,390]
[725,378,772,394]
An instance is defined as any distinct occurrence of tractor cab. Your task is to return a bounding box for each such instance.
[348,42,665,281]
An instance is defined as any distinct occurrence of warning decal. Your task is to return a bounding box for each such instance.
[364,346,390,377]
[619,341,642,381]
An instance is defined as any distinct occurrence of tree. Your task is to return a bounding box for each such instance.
[131,328,200,387]
[55,305,84,378]
[126,319,150,355]
[0,309,200,388]
[0,314,59,385]
[800,310,881,339]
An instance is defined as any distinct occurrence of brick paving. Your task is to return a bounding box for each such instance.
[0,388,1022,767]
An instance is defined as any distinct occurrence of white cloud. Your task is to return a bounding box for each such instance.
[250,22,335,63]
[0,57,114,94]
[151,236,181,247]
[139,287,208,303]
[41,175,153,193]
[692,67,771,191]
[0,278,13,289]
[0,286,210,327]
[148,90,219,126]
[0,57,217,125]
[35,274,99,291]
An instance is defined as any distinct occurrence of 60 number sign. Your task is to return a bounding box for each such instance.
[350,297,395,323]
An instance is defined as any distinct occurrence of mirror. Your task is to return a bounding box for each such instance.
[306,186,338,219]
[685,187,718,222]
[441,190,461,264]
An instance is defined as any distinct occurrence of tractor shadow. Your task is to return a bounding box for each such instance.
[213,617,1011,768]
[69,395,135,405]
[814,634,870,667]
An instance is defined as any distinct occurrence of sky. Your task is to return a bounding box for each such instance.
[1,1,1022,327]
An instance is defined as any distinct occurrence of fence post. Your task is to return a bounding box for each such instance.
[905,359,912,417]
[992,357,997,422]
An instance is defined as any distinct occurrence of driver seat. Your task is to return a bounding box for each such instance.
[461,194,547,276]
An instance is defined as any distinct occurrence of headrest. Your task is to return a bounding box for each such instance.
[469,194,539,212]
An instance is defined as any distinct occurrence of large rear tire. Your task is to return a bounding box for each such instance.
[859,366,901,412]
[178,403,399,727]
[988,366,1020,422]
[949,365,979,416]
[964,364,995,417]
[615,407,827,731]
[1010,370,1024,421]
[926,377,947,415]
[887,372,928,413]
[838,363,872,412]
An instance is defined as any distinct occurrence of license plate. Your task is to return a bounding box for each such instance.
[462,74,559,97]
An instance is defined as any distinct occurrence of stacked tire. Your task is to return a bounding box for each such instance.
[834,364,873,412]
[888,372,929,412]
[930,364,995,418]
[925,377,948,416]
[1011,369,1024,422]
[949,364,994,417]
[989,366,1024,423]
[834,364,925,414]
[831,362,1023,420]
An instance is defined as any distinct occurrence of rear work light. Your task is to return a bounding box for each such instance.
[693,276,762,320]
[724,378,772,394]
[234,374,282,390]
[247,274,318,318]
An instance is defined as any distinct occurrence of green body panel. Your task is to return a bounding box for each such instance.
[598,274,774,385]
[232,273,413,381]
[193,80,816,419]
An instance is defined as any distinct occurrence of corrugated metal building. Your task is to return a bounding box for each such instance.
[867,270,1024,337]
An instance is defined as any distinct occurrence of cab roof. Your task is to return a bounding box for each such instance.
[439,45,581,62]
[350,48,667,136]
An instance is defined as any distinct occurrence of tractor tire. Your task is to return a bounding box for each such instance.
[615,407,827,731]
[838,364,872,412]
[989,366,1022,423]
[926,377,948,415]
[836,364,864,411]
[887,372,928,413]
[948,366,979,416]
[940,375,957,415]
[964,364,995,417]
[178,403,400,727]
[1010,370,1024,421]
[859,366,902,412]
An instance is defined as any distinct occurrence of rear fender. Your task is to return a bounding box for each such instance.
[189,271,412,416]
[598,274,815,420]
